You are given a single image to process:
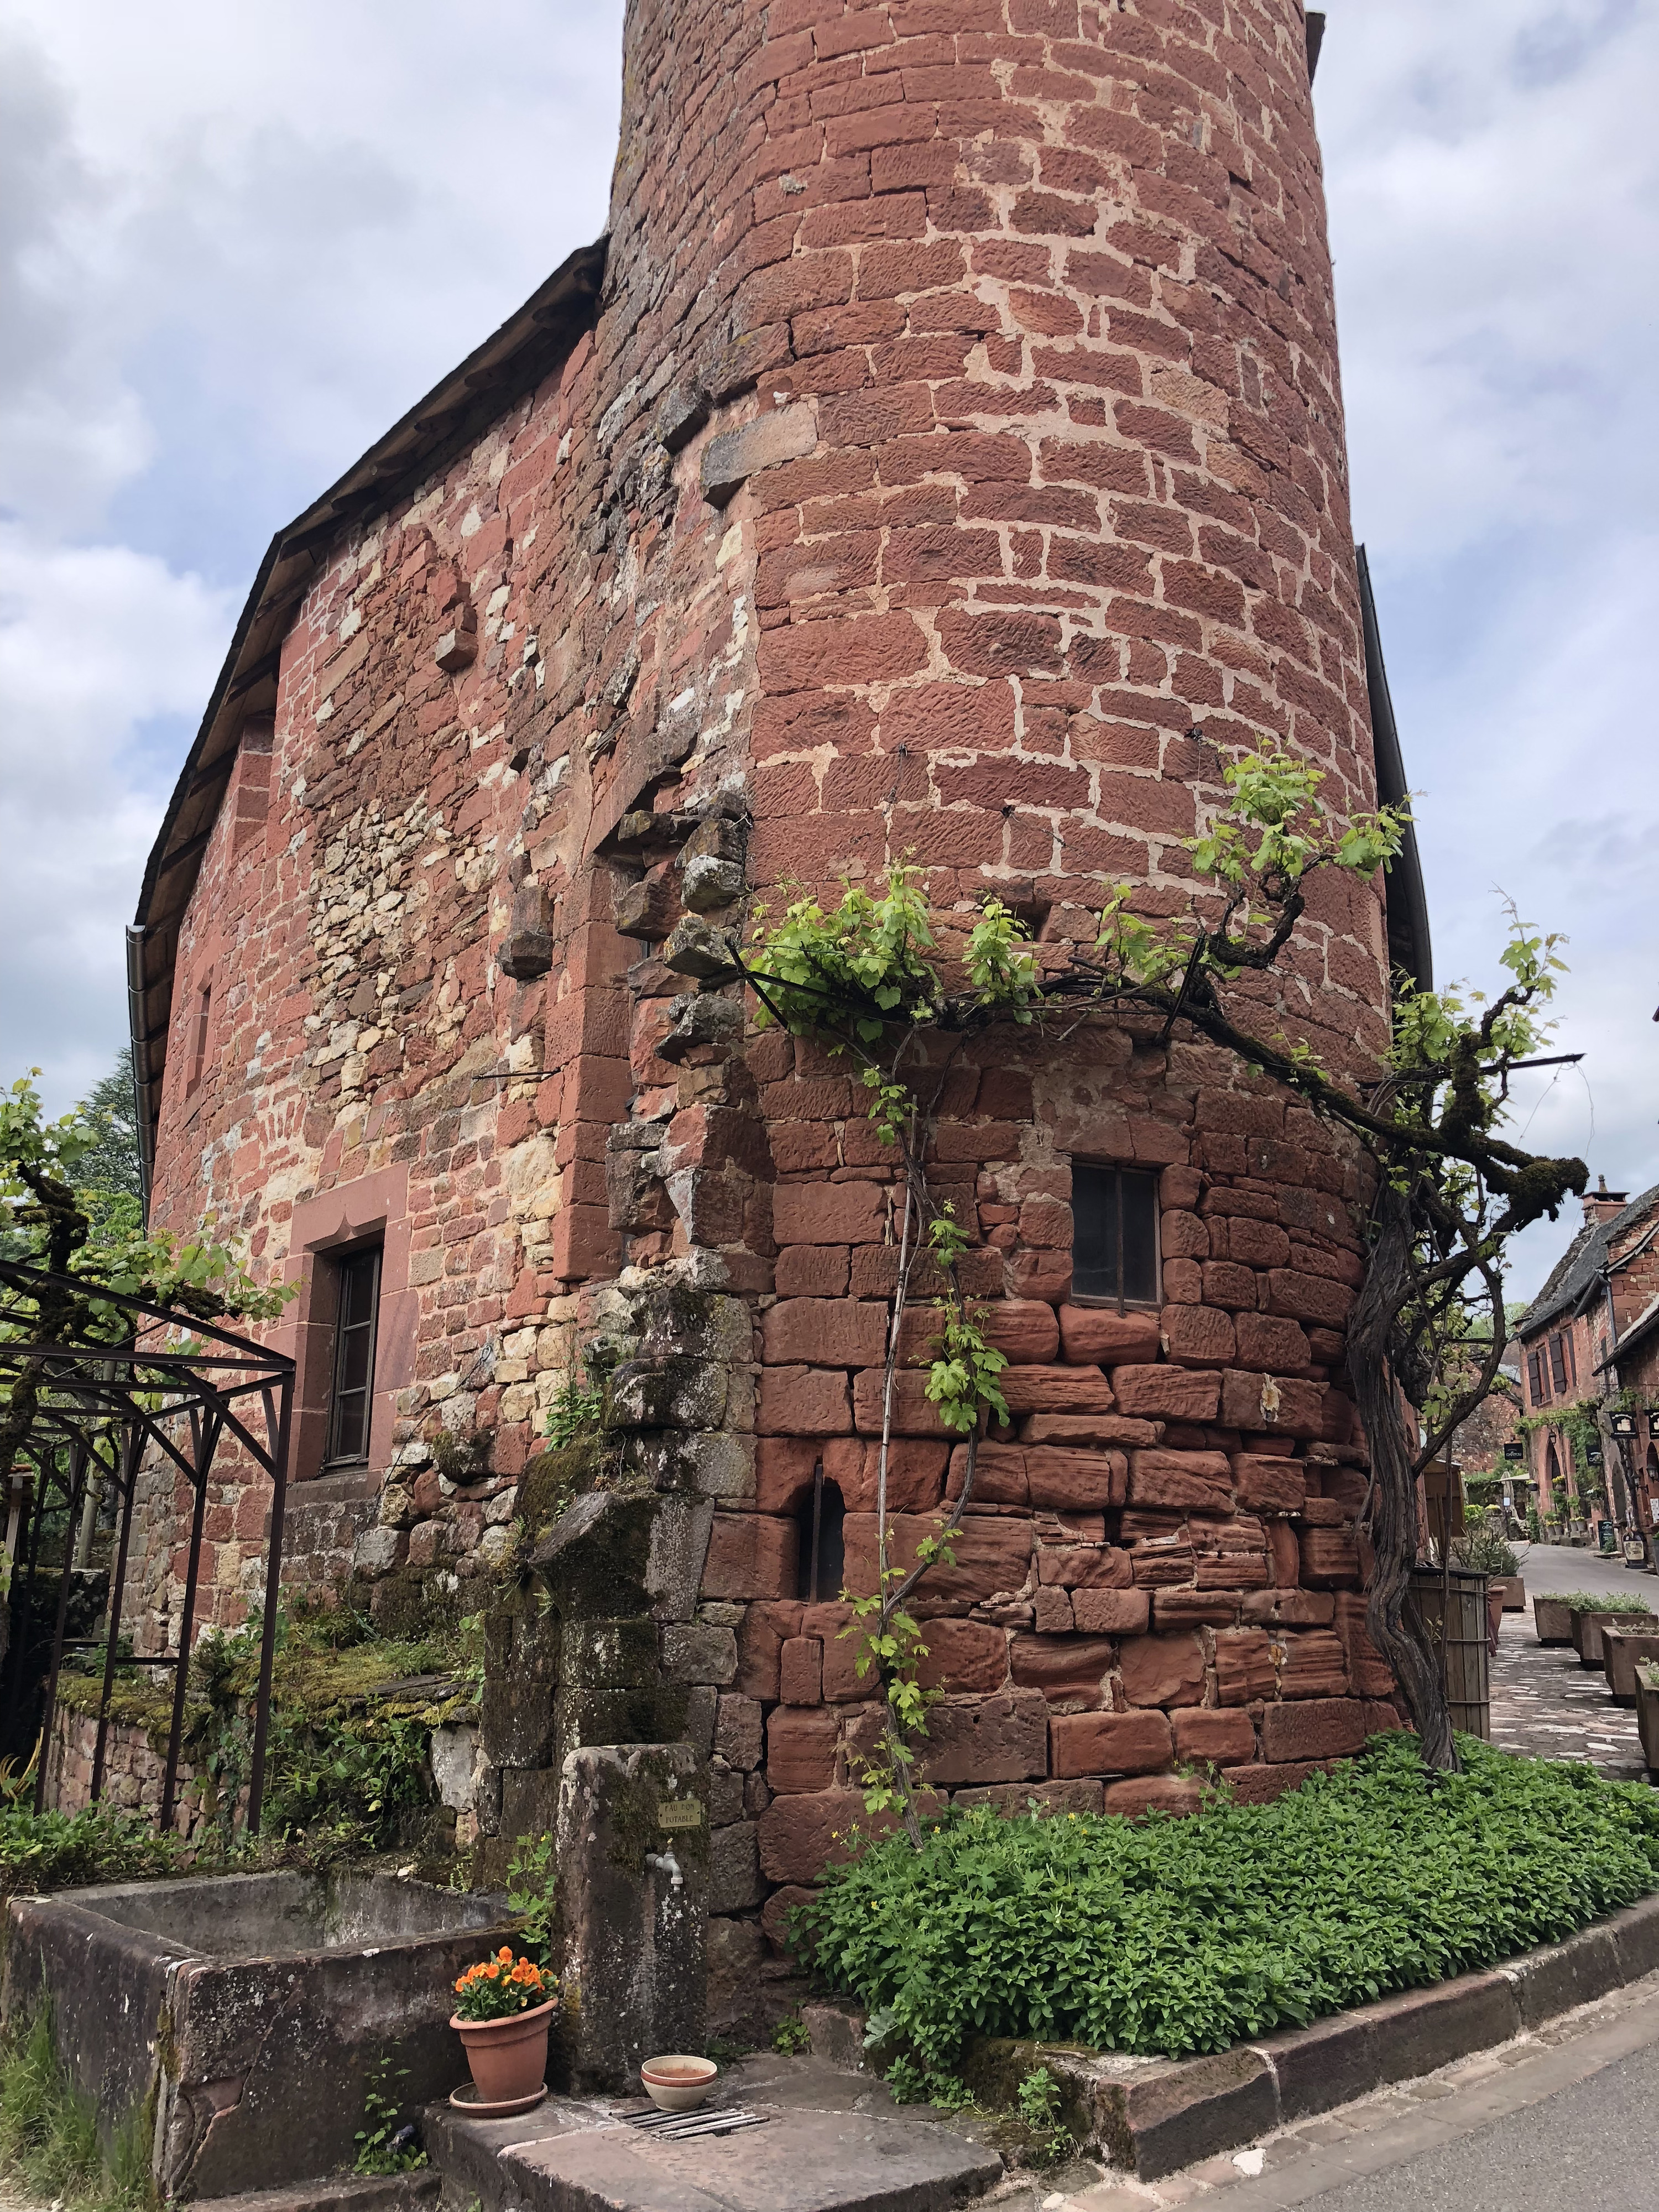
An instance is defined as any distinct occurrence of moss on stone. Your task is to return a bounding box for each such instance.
[518,1437,605,1541]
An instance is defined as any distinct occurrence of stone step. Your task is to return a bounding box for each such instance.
[424,2055,1004,2212]
[191,2171,441,2212]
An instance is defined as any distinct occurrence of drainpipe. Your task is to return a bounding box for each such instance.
[125,925,155,1227]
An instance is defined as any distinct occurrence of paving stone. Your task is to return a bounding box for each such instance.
[1486,1610,1646,1777]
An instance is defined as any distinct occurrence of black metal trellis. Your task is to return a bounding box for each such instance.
[0,1260,294,1834]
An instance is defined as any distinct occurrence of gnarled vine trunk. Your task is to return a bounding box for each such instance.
[1349,1185,1459,1772]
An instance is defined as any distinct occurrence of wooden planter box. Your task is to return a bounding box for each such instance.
[1636,1672,1659,1777]
[1533,1596,1573,1646]
[1602,1625,1659,1708]
[1495,1576,1526,1613]
[1568,1606,1654,1669]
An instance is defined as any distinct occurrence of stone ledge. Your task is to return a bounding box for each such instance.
[958,1890,1659,2179]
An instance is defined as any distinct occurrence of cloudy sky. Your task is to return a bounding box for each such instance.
[2,0,1654,1298]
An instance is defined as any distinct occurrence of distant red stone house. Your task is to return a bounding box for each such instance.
[117,3,1435,1996]
[1515,1179,1659,1550]
[1446,1341,1522,1497]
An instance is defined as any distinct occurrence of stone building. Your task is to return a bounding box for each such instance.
[126,2,1427,2016]
[1515,1178,1659,1546]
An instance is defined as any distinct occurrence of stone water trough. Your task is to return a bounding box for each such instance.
[3,1871,511,2200]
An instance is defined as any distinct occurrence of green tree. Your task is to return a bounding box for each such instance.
[724,751,1580,1799]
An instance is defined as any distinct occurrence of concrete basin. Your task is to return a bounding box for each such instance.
[2,1871,512,2200]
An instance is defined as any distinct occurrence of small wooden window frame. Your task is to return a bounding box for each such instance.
[324,1241,383,1469]
[1068,1160,1162,1313]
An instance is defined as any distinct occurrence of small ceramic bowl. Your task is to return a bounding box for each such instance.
[640,2054,718,2112]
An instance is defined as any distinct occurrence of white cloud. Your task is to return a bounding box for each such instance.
[0,1,624,1113]
[0,525,237,1103]
[1319,0,1659,1297]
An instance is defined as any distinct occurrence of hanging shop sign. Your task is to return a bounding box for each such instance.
[1609,1411,1636,1438]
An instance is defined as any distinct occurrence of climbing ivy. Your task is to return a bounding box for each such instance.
[729,746,1587,1788]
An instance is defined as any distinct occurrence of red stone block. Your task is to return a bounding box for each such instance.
[1220,1760,1328,1806]
[839,1438,949,1514]
[915,1619,1010,1694]
[773,1181,888,1244]
[1104,1774,1205,1818]
[758,1788,930,1884]
[1259,1697,1370,1764]
[843,1511,1032,1609]
[1117,1631,1206,1709]
[779,1636,825,1707]
[1266,1269,1356,1328]
[1037,1543,1134,1590]
[775,1245,852,1297]
[1050,1709,1172,1778]
[1331,1591,1395,1697]
[762,1298,889,1367]
[1034,1586,1074,1632]
[1277,1630,1349,1700]
[979,1298,1062,1364]
[1126,1448,1232,1512]
[853,1366,954,1437]
[1220,1368,1326,1438]
[704,1514,799,1602]
[1025,1446,1127,1511]
[1299,1526,1360,1589]
[947,1441,1029,1505]
[758,1365,854,1436]
[767,1707,841,1794]
[761,1882,818,1957]
[1020,1412,1164,1448]
[992,1364,1114,1416]
[1233,1454,1307,1513]
[918,1689,1049,1787]
[736,1601,806,1701]
[1160,1305,1238,1369]
[1112,1365,1222,1421]
[1213,1629,1277,1706]
[1071,1587,1150,1635]
[1233,1312,1312,1371]
[1172,1709,1256,1766]
[1010,1634,1117,1706]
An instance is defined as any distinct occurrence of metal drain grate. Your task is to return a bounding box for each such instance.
[618,2105,772,2142]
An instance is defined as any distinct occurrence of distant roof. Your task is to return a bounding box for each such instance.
[1517,1181,1659,1339]
[1597,1290,1659,1375]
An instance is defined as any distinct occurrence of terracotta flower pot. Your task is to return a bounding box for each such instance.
[452,1998,556,2104]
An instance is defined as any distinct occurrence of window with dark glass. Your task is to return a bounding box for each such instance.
[1071,1162,1160,1306]
[326,1245,382,1465]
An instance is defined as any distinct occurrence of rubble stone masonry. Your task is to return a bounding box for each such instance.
[137,0,1402,2008]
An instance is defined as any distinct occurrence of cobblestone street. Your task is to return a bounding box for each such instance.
[1485,1542,1653,1782]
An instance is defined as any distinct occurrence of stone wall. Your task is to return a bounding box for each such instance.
[45,1705,211,1843]
[139,0,1405,2021]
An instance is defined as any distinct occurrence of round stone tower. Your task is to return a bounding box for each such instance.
[554,0,1400,2027]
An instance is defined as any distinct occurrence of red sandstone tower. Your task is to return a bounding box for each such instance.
[122,1,1411,2037]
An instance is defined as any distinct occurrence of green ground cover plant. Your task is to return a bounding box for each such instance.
[0,2007,149,2212]
[0,1801,179,1912]
[1556,1592,1655,1614]
[796,1736,1659,2064]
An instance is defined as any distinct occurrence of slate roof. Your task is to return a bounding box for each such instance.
[1517,1181,1659,1339]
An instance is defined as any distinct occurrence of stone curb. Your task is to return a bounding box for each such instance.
[1042,1892,1659,2179]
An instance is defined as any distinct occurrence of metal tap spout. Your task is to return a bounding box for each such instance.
[644,1849,683,1892]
